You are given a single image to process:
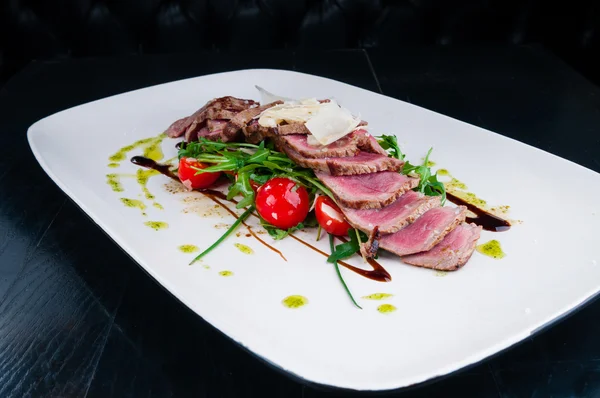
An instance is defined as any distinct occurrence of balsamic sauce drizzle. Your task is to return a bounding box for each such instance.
[445,192,511,232]
[130,155,391,282]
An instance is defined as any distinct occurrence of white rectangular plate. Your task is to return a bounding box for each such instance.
[28,69,600,391]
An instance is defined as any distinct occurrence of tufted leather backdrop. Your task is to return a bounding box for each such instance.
[1,0,599,85]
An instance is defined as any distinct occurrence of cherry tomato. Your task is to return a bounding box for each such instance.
[255,177,309,229]
[178,157,221,190]
[315,195,351,236]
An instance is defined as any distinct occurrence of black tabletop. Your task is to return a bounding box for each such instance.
[1,47,600,398]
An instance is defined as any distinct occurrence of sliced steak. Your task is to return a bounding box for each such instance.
[165,96,257,138]
[278,129,387,159]
[282,146,404,175]
[279,134,360,158]
[402,223,482,271]
[356,131,388,156]
[377,206,467,257]
[342,190,442,234]
[227,100,283,143]
[276,122,311,135]
[316,172,419,209]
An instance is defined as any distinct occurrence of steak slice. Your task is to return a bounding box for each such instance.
[279,134,360,158]
[166,96,258,138]
[282,146,404,175]
[377,206,467,256]
[341,190,442,234]
[278,129,387,159]
[316,172,419,209]
[356,132,388,156]
[402,223,482,271]
[227,100,283,143]
[276,122,311,135]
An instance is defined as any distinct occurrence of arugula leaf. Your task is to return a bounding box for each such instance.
[326,228,367,263]
[376,134,405,160]
[261,221,307,240]
[329,234,362,309]
[402,148,446,205]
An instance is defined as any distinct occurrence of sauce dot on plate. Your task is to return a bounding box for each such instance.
[476,240,505,259]
[282,295,308,309]
[377,304,397,314]
[234,243,254,254]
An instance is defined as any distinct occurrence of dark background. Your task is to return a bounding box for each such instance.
[1,0,599,87]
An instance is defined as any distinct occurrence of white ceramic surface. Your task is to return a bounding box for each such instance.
[27,69,600,391]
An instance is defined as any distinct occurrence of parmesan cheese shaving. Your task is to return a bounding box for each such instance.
[305,101,361,145]
[257,98,322,128]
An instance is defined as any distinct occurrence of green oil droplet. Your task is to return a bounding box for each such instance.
[108,163,120,168]
[426,161,436,167]
[178,244,199,253]
[476,240,506,259]
[445,178,468,190]
[143,142,164,162]
[362,293,394,300]
[144,221,168,231]
[234,243,254,255]
[120,198,147,215]
[136,168,160,200]
[437,168,450,176]
[282,295,308,309]
[153,202,164,210]
[108,133,166,165]
[106,174,124,192]
[219,270,234,277]
[434,270,448,277]
[377,304,397,314]
[203,265,211,270]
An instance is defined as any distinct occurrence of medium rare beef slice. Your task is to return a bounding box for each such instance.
[341,191,442,234]
[280,130,389,159]
[279,134,360,158]
[378,206,467,256]
[354,130,388,156]
[316,172,419,209]
[165,96,258,138]
[281,146,404,176]
[402,223,482,270]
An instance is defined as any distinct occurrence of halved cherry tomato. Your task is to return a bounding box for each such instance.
[315,195,351,236]
[255,177,309,229]
[178,157,221,190]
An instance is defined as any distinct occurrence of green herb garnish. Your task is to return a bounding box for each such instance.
[401,147,446,205]
[329,234,362,309]
[377,134,405,160]
[327,228,367,264]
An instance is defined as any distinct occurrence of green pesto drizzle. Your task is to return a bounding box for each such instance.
[144,221,168,231]
[362,293,394,300]
[377,304,397,314]
[476,240,506,259]
[282,295,308,309]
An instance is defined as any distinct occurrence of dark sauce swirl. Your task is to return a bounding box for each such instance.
[446,192,511,232]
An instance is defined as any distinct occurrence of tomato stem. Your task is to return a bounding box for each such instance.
[328,234,362,309]
[189,205,255,265]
